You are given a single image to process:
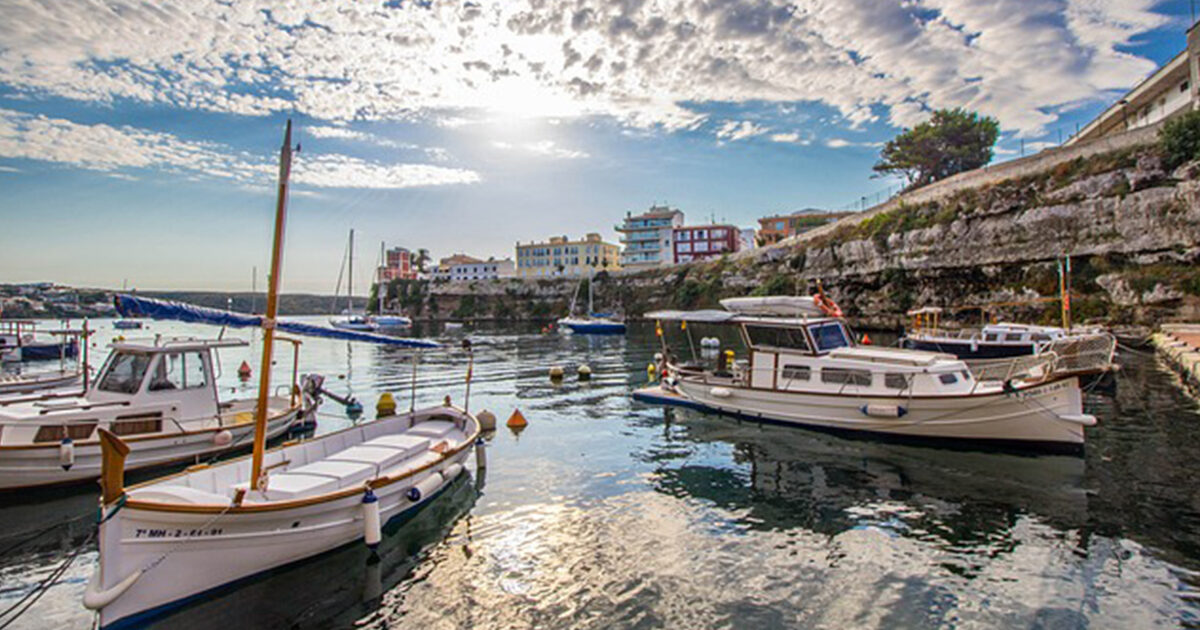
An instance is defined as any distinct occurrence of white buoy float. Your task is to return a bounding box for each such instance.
[578,365,592,381]
[362,489,381,549]
[59,438,75,471]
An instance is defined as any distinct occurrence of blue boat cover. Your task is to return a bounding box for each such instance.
[114,294,439,348]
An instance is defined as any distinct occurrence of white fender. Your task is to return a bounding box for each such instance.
[1055,413,1097,426]
[861,404,907,418]
[213,430,234,447]
[475,439,487,470]
[362,490,381,548]
[406,472,444,502]
[710,387,733,399]
[59,438,75,471]
[442,463,464,481]
[83,568,143,610]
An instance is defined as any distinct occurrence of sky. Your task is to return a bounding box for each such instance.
[0,0,1191,292]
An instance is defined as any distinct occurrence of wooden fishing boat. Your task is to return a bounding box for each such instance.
[634,294,1101,450]
[0,337,316,491]
[84,121,485,629]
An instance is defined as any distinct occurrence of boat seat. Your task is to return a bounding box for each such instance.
[243,472,338,501]
[366,434,432,454]
[408,420,457,439]
[131,485,228,505]
[327,445,412,472]
[290,460,374,487]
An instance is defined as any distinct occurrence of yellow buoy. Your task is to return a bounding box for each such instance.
[647,363,657,382]
[507,408,528,428]
[549,366,564,380]
[376,392,397,418]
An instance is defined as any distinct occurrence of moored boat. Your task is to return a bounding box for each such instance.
[0,320,80,362]
[0,336,317,491]
[557,270,625,335]
[634,295,1101,450]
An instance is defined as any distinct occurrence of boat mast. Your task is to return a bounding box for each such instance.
[348,229,355,314]
[250,120,295,490]
[587,268,594,316]
[378,241,385,315]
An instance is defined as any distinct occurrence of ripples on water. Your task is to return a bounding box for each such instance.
[2,319,1200,629]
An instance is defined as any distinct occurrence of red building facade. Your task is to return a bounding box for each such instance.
[381,247,416,281]
[672,224,740,263]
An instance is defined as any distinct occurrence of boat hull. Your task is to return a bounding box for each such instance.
[558,318,626,335]
[16,339,79,361]
[635,375,1091,449]
[0,408,304,491]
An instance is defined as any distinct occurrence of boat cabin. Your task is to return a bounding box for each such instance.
[649,309,993,398]
[0,337,270,446]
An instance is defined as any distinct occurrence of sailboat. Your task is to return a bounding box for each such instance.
[330,229,375,332]
[372,241,413,332]
[557,269,625,335]
[84,121,483,629]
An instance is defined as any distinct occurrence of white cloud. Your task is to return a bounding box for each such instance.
[769,132,809,145]
[0,109,480,189]
[826,138,852,148]
[716,120,770,142]
[0,0,1170,136]
[492,139,589,159]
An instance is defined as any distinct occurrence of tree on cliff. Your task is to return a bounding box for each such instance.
[873,108,999,189]
[414,248,431,273]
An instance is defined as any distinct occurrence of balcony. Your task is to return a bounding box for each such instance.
[619,232,660,244]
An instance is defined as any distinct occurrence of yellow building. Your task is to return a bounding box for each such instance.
[515,233,621,278]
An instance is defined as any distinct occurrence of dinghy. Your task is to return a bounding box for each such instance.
[84,121,485,629]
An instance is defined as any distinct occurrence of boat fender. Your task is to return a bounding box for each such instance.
[346,398,364,417]
[376,392,397,418]
[1055,413,1098,426]
[362,490,381,549]
[56,438,75,471]
[474,437,488,470]
[406,472,444,502]
[710,387,733,399]
[647,363,657,383]
[83,568,143,610]
[860,404,907,418]
[442,463,464,481]
[213,430,234,447]
[970,339,978,353]
[1002,379,1018,396]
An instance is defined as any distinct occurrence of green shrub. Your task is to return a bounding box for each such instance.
[1159,110,1200,169]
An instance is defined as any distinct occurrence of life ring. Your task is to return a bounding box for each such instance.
[813,294,843,318]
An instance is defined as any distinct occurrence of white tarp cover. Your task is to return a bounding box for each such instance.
[719,296,824,317]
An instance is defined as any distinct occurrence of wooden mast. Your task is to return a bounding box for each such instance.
[250,120,294,490]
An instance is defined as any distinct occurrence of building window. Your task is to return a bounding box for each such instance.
[694,241,709,252]
[712,229,726,237]
[678,242,692,253]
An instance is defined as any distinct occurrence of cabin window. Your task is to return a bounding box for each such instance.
[822,368,871,387]
[149,352,207,391]
[939,373,958,385]
[961,370,972,381]
[745,326,811,352]
[809,322,851,353]
[781,365,811,381]
[884,373,910,390]
[1003,333,1023,342]
[33,421,98,443]
[98,352,151,394]
[984,333,998,342]
[111,412,163,436]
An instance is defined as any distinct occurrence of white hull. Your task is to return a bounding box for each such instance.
[88,405,479,629]
[0,404,303,490]
[0,370,81,396]
[665,376,1091,446]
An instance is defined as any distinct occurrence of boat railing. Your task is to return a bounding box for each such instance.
[911,327,982,341]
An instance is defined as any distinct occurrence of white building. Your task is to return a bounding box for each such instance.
[1068,41,1194,145]
[615,205,684,268]
[449,258,514,282]
[739,228,757,251]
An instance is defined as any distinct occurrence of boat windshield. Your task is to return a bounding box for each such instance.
[97,352,151,394]
[809,322,851,353]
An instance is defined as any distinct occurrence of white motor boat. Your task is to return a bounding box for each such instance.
[85,121,485,630]
[634,295,1101,450]
[0,337,317,491]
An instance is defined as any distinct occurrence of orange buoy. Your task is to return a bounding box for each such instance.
[506,409,528,428]
[861,333,872,345]
[237,360,252,380]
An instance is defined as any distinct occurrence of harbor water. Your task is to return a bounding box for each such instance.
[2,318,1200,629]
